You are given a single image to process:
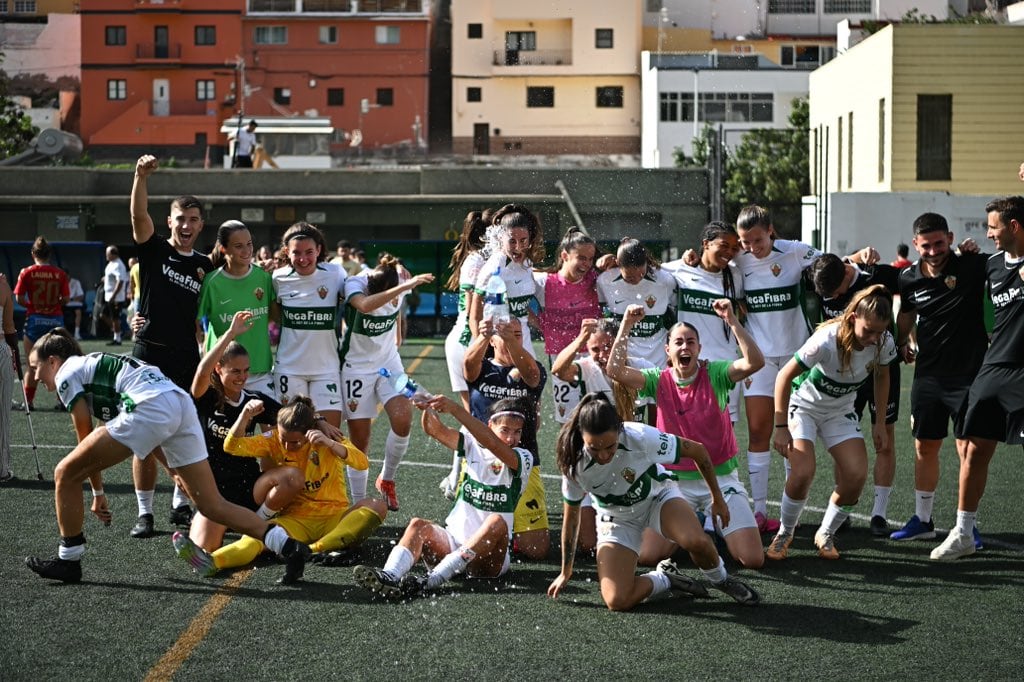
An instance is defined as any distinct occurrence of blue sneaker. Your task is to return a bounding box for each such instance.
[889,515,936,541]
[973,526,983,550]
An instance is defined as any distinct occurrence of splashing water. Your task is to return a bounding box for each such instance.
[481,223,510,262]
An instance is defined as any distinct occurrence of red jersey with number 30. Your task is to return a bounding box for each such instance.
[14,264,70,316]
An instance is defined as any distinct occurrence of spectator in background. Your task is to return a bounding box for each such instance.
[330,240,363,276]
[102,245,128,346]
[257,244,276,273]
[15,237,70,410]
[891,243,912,270]
[127,257,141,324]
[232,120,257,168]
[64,270,85,341]
[353,249,369,272]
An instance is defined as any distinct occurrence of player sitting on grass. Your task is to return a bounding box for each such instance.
[354,396,532,601]
[173,395,388,583]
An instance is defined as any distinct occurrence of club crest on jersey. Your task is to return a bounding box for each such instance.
[509,367,521,381]
[254,287,265,301]
[317,285,329,299]
[622,467,636,484]
[944,275,957,290]
[558,405,566,417]
[310,450,320,466]
[744,377,753,389]
[196,268,206,281]
[490,460,504,475]
[347,398,359,412]
[645,295,657,309]
[771,263,782,277]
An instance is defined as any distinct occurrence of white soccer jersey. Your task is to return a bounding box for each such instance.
[445,430,533,544]
[663,260,745,363]
[56,353,181,421]
[475,252,536,346]
[273,262,345,376]
[576,355,654,400]
[451,251,486,348]
[790,324,897,415]
[561,422,682,519]
[340,273,404,373]
[734,239,821,357]
[596,267,677,366]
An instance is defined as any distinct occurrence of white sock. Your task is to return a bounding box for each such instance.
[954,510,976,537]
[172,485,189,509]
[915,489,935,523]
[263,525,288,554]
[381,431,410,481]
[784,457,793,482]
[644,570,671,599]
[779,493,806,535]
[748,451,771,516]
[382,545,415,580]
[58,544,86,561]
[819,501,850,535]
[347,466,368,503]
[871,486,891,519]
[256,502,276,520]
[700,557,728,585]
[426,546,475,588]
[136,489,155,516]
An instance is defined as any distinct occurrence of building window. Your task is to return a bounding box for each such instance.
[376,88,393,106]
[195,26,216,45]
[847,111,854,188]
[274,87,291,105]
[467,23,482,39]
[780,44,835,69]
[527,86,554,108]
[14,0,36,11]
[107,79,127,100]
[645,0,663,11]
[824,0,871,12]
[327,88,344,106]
[595,28,614,49]
[375,26,399,44]
[319,26,337,44]
[659,91,772,122]
[917,94,952,181]
[196,80,216,101]
[467,87,482,103]
[878,98,885,183]
[0,2,7,10]
[596,86,623,108]
[254,26,288,45]
[768,0,814,12]
[105,26,126,46]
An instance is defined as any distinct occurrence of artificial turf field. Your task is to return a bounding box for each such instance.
[1,338,1022,680]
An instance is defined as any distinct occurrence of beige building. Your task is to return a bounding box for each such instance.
[451,0,642,156]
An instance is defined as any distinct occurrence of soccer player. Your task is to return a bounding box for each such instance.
[442,210,489,410]
[353,396,532,600]
[23,328,311,584]
[767,285,896,560]
[931,196,1024,561]
[889,213,989,546]
[14,236,69,410]
[129,155,216,537]
[547,393,760,611]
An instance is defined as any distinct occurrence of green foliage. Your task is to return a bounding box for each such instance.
[863,7,997,34]
[0,55,40,160]
[672,124,716,168]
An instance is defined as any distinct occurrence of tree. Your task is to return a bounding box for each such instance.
[0,54,40,160]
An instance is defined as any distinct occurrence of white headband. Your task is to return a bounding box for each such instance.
[490,410,526,422]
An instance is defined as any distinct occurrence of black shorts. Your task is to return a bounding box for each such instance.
[132,340,201,392]
[910,374,972,440]
[854,359,900,425]
[218,478,259,511]
[960,364,1024,445]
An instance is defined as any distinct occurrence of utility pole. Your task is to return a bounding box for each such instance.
[231,56,246,168]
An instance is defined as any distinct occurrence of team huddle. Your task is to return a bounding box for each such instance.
[20,154,1024,612]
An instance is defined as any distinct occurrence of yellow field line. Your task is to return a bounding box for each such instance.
[144,569,253,681]
[377,344,434,414]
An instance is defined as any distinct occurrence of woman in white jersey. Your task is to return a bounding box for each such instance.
[468,204,544,355]
[23,328,311,584]
[443,210,490,409]
[271,222,346,427]
[767,285,895,561]
[354,396,532,601]
[548,393,760,611]
[340,254,435,512]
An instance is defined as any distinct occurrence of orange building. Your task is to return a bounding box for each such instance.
[79,0,243,161]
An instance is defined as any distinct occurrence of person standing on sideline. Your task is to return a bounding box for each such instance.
[64,270,85,340]
[128,154,215,538]
[931,196,1024,561]
[891,244,912,270]
[889,213,989,548]
[14,237,70,410]
[101,246,127,345]
[233,120,257,168]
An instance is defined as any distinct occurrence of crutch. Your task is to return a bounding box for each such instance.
[13,354,42,480]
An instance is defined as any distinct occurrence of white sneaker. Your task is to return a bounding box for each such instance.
[438,474,457,501]
[930,530,976,561]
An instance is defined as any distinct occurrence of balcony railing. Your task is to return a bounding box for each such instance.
[151,100,215,117]
[136,43,182,59]
[492,49,572,66]
[247,0,422,12]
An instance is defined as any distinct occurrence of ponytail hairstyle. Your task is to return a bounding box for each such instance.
[546,226,598,274]
[31,236,52,261]
[210,341,250,411]
[211,220,251,269]
[368,252,401,295]
[555,392,623,480]
[822,284,894,374]
[592,318,638,421]
[492,203,545,264]
[281,221,327,262]
[32,327,83,362]
[277,395,318,433]
[698,220,738,300]
[617,237,660,274]
[445,210,489,291]
[736,204,775,239]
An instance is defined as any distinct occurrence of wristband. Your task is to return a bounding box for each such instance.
[775,423,788,428]
[92,488,105,497]
[314,413,326,422]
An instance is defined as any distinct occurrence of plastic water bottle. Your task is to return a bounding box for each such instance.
[393,373,433,405]
[482,267,510,326]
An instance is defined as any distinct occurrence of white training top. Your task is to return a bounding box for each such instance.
[340,273,404,374]
[734,239,821,357]
[272,262,345,376]
[663,260,745,363]
[791,324,897,416]
[449,251,486,348]
[56,352,181,421]
[596,267,677,366]
[474,252,537,352]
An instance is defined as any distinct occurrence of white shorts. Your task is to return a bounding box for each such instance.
[444,327,470,392]
[744,354,790,399]
[549,358,581,424]
[106,391,207,469]
[788,404,863,450]
[727,382,741,422]
[246,372,274,395]
[594,485,681,555]
[342,358,404,420]
[675,469,757,537]
[273,371,342,413]
[438,524,511,577]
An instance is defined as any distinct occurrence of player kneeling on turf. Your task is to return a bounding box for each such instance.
[354,396,531,600]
